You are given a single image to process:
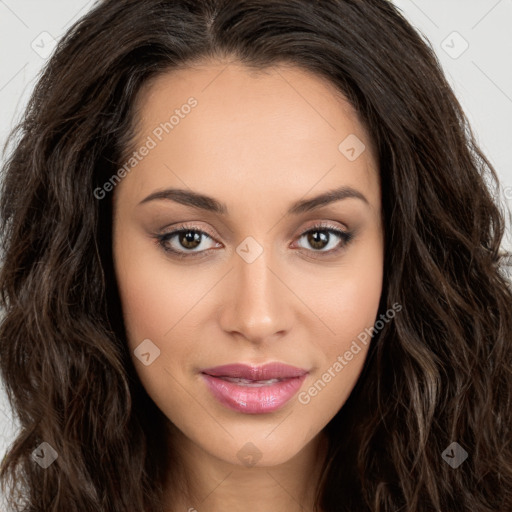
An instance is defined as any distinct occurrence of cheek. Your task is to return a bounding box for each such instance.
[113,233,197,411]
[311,234,384,345]
[297,276,381,424]
[113,228,220,400]
[113,225,204,346]
[115,259,172,348]
[298,235,383,413]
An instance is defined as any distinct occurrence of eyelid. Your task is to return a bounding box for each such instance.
[156,222,219,255]
[156,220,348,240]
[155,220,353,258]
[298,219,349,235]
[160,221,217,240]
[291,222,352,253]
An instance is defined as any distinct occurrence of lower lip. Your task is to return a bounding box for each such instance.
[201,373,307,414]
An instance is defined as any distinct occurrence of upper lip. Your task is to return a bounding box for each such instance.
[201,362,309,380]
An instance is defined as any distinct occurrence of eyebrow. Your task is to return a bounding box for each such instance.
[138,185,369,215]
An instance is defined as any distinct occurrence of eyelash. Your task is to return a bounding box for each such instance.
[154,222,354,260]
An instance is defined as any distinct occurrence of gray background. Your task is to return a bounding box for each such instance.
[0,0,511,503]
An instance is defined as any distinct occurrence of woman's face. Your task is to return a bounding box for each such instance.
[112,61,384,468]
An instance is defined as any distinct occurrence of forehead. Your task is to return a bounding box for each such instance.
[115,60,380,209]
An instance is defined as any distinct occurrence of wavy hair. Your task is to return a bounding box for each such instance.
[0,0,511,510]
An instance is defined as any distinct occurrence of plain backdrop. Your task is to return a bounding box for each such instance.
[0,0,511,503]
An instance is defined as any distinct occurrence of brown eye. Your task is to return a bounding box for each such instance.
[306,230,330,250]
[177,230,203,250]
[296,225,353,254]
[156,226,220,257]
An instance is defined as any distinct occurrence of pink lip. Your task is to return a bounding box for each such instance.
[200,363,309,414]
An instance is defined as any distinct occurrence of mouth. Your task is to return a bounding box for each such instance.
[200,362,309,414]
[201,362,309,380]
[210,376,289,387]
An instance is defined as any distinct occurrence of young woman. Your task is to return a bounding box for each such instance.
[0,1,511,511]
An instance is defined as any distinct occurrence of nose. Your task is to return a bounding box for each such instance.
[218,246,293,344]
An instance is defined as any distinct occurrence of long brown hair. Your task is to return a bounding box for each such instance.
[1,1,511,510]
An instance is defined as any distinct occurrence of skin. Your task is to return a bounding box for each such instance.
[112,59,384,512]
